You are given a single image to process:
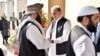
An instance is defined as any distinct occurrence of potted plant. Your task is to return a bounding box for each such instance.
[41,11,47,27]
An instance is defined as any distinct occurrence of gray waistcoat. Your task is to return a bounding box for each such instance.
[67,25,95,56]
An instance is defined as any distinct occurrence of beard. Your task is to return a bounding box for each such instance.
[36,15,41,24]
[87,21,96,32]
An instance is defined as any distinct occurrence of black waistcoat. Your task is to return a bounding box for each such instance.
[96,37,100,52]
[18,21,45,56]
[55,17,68,55]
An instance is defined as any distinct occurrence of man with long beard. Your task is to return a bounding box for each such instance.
[67,6,100,56]
[16,3,50,56]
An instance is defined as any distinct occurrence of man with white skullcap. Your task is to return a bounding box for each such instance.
[46,5,71,56]
[16,3,50,56]
[67,6,100,56]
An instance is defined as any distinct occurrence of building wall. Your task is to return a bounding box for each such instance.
[0,2,5,15]
[65,0,100,27]
[15,0,26,19]
[9,1,14,17]
[1,0,100,26]
[18,0,26,12]
[0,1,14,17]
[0,0,26,19]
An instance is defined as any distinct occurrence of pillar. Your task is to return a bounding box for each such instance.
[14,0,19,19]
[5,1,10,19]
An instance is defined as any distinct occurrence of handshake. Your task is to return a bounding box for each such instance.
[48,38,54,43]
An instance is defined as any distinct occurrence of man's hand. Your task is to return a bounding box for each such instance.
[48,38,54,43]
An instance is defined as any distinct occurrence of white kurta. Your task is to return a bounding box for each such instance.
[73,23,96,56]
[26,23,50,50]
[46,17,71,56]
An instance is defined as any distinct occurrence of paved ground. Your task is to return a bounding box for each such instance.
[1,44,15,56]
[1,29,17,56]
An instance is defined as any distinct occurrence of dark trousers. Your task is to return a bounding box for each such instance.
[3,37,8,44]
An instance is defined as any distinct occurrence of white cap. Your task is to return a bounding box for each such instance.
[78,6,99,16]
[51,5,60,13]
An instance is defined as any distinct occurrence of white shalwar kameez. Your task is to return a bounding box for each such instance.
[46,17,71,56]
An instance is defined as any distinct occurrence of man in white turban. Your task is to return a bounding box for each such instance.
[16,3,50,56]
[67,6,100,56]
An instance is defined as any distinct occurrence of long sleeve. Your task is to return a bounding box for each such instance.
[73,35,96,56]
[26,24,50,50]
[53,21,71,43]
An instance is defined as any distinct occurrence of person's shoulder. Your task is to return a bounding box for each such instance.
[62,16,70,21]
[27,23,38,30]
[61,17,71,25]
[0,20,2,22]
[64,18,71,24]
[62,16,67,19]
[4,19,9,23]
[98,23,100,26]
[75,34,89,43]
[3,19,8,21]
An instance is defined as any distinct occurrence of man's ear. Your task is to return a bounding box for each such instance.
[82,16,89,26]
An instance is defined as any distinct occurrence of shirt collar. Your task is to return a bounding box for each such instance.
[97,22,100,26]
[78,23,92,37]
